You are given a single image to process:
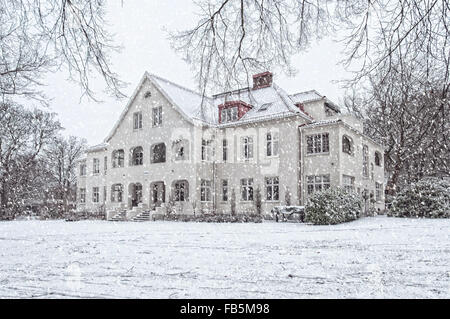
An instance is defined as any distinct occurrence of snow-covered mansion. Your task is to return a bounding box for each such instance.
[76,71,385,220]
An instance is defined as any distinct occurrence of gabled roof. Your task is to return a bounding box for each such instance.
[104,72,328,143]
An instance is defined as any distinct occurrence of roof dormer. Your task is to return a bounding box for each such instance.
[219,100,252,124]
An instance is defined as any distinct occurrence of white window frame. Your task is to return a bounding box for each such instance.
[222,139,227,162]
[307,175,331,195]
[92,187,99,203]
[201,139,214,162]
[240,178,254,201]
[174,180,189,202]
[306,133,329,154]
[265,177,280,201]
[222,179,228,202]
[133,111,142,130]
[112,150,124,168]
[79,188,86,203]
[363,145,369,178]
[241,136,254,161]
[152,106,162,126]
[79,162,86,176]
[93,158,100,175]
[376,182,383,202]
[343,175,355,193]
[200,180,212,202]
[266,132,279,157]
[111,184,123,202]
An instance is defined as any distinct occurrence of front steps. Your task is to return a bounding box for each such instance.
[131,211,150,222]
[110,211,126,221]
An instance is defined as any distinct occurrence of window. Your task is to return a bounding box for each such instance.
[221,107,238,123]
[376,183,383,202]
[111,184,123,202]
[266,132,279,157]
[342,135,353,155]
[375,152,382,166]
[153,106,162,126]
[173,140,188,161]
[131,146,144,165]
[307,175,331,194]
[241,136,254,160]
[93,158,100,174]
[363,145,369,177]
[79,162,86,176]
[144,90,151,98]
[103,186,107,203]
[79,188,86,203]
[134,183,143,205]
[151,143,166,163]
[200,180,212,202]
[222,139,227,162]
[112,150,124,168]
[92,187,99,203]
[266,177,280,201]
[343,175,355,192]
[174,180,189,201]
[306,133,329,154]
[104,156,107,173]
[222,180,228,201]
[371,163,374,181]
[201,139,214,162]
[133,112,142,129]
[241,178,254,201]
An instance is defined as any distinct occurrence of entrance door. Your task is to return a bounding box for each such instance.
[151,182,165,209]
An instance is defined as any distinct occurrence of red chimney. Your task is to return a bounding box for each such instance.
[252,71,273,90]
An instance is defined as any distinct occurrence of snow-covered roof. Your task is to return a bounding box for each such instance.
[148,73,217,124]
[87,142,108,153]
[104,72,337,142]
[289,90,324,104]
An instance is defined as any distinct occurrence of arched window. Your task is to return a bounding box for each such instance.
[131,146,143,165]
[173,139,189,161]
[112,149,124,168]
[173,180,189,201]
[375,151,382,166]
[342,135,353,155]
[111,184,123,202]
[151,143,166,163]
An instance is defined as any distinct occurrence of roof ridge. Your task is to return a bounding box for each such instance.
[290,89,323,97]
[146,72,212,100]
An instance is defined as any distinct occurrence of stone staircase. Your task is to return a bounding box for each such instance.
[131,211,151,222]
[110,211,126,221]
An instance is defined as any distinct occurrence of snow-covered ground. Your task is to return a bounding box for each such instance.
[0,216,449,298]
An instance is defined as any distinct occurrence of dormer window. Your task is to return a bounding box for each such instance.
[218,101,252,123]
[221,107,238,123]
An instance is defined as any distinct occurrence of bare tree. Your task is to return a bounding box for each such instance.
[0,0,126,101]
[170,0,449,96]
[344,60,450,194]
[0,100,61,216]
[44,135,87,212]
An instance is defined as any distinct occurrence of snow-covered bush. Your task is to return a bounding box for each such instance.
[388,178,450,218]
[305,188,362,225]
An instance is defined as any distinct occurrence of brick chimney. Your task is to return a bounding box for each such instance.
[252,71,273,90]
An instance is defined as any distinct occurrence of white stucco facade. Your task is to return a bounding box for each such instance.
[76,72,385,219]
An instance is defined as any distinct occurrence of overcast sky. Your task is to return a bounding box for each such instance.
[43,0,351,146]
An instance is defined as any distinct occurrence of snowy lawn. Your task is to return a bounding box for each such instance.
[0,216,449,298]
